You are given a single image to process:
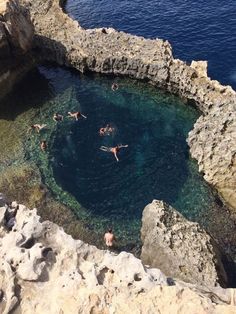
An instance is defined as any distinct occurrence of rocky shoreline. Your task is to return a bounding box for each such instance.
[0,197,236,313]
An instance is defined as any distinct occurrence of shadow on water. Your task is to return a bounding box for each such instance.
[0,67,53,121]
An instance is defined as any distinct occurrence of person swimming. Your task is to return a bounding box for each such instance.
[111,83,119,91]
[99,124,115,136]
[53,113,63,122]
[27,124,47,134]
[68,111,87,121]
[100,144,128,162]
[40,140,47,152]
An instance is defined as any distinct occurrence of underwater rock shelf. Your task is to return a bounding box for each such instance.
[20,0,236,210]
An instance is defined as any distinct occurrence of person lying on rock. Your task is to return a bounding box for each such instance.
[100,144,128,162]
[53,113,64,122]
[104,229,115,247]
[27,124,47,134]
[67,111,87,121]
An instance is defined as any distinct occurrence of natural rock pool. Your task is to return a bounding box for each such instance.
[0,64,228,250]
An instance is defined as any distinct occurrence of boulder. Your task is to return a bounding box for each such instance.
[141,200,228,287]
[0,0,34,58]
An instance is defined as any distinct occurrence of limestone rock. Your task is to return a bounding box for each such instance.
[141,200,228,287]
[0,200,235,313]
[190,60,208,78]
[0,0,35,98]
[0,0,34,57]
[187,100,236,209]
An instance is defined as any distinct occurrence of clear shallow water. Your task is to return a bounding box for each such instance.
[0,65,218,245]
[65,0,236,89]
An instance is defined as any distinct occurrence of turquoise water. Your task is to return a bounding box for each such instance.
[2,65,217,246]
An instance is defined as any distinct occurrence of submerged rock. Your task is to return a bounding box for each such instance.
[141,200,228,287]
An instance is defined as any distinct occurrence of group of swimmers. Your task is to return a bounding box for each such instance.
[27,83,127,247]
[28,111,87,151]
[28,83,128,163]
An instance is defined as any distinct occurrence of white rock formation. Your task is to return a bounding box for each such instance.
[0,201,236,313]
[141,200,228,287]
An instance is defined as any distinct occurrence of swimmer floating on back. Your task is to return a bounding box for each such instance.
[27,124,47,134]
[68,111,87,121]
[53,113,63,122]
[100,144,128,162]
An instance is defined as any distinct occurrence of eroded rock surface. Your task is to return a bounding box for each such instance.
[0,0,35,97]
[141,200,228,287]
[188,102,236,210]
[0,201,236,313]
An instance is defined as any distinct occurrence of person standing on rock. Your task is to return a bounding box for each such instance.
[104,229,115,247]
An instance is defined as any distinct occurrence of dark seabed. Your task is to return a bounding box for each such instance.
[65,0,236,89]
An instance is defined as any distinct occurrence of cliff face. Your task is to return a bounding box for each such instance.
[0,0,33,56]
[0,199,236,314]
[141,200,228,287]
[0,0,34,97]
[20,0,236,212]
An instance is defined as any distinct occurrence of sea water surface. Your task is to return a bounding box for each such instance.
[65,0,236,89]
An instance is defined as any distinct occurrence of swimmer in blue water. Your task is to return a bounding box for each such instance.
[111,83,119,91]
[99,124,115,136]
[53,113,63,122]
[68,111,87,121]
[27,124,47,134]
[100,144,128,162]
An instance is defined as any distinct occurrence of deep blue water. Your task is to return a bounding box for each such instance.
[65,0,236,90]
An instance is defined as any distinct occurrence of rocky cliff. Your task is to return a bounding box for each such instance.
[141,200,228,287]
[19,0,236,212]
[0,0,34,97]
[0,198,236,314]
